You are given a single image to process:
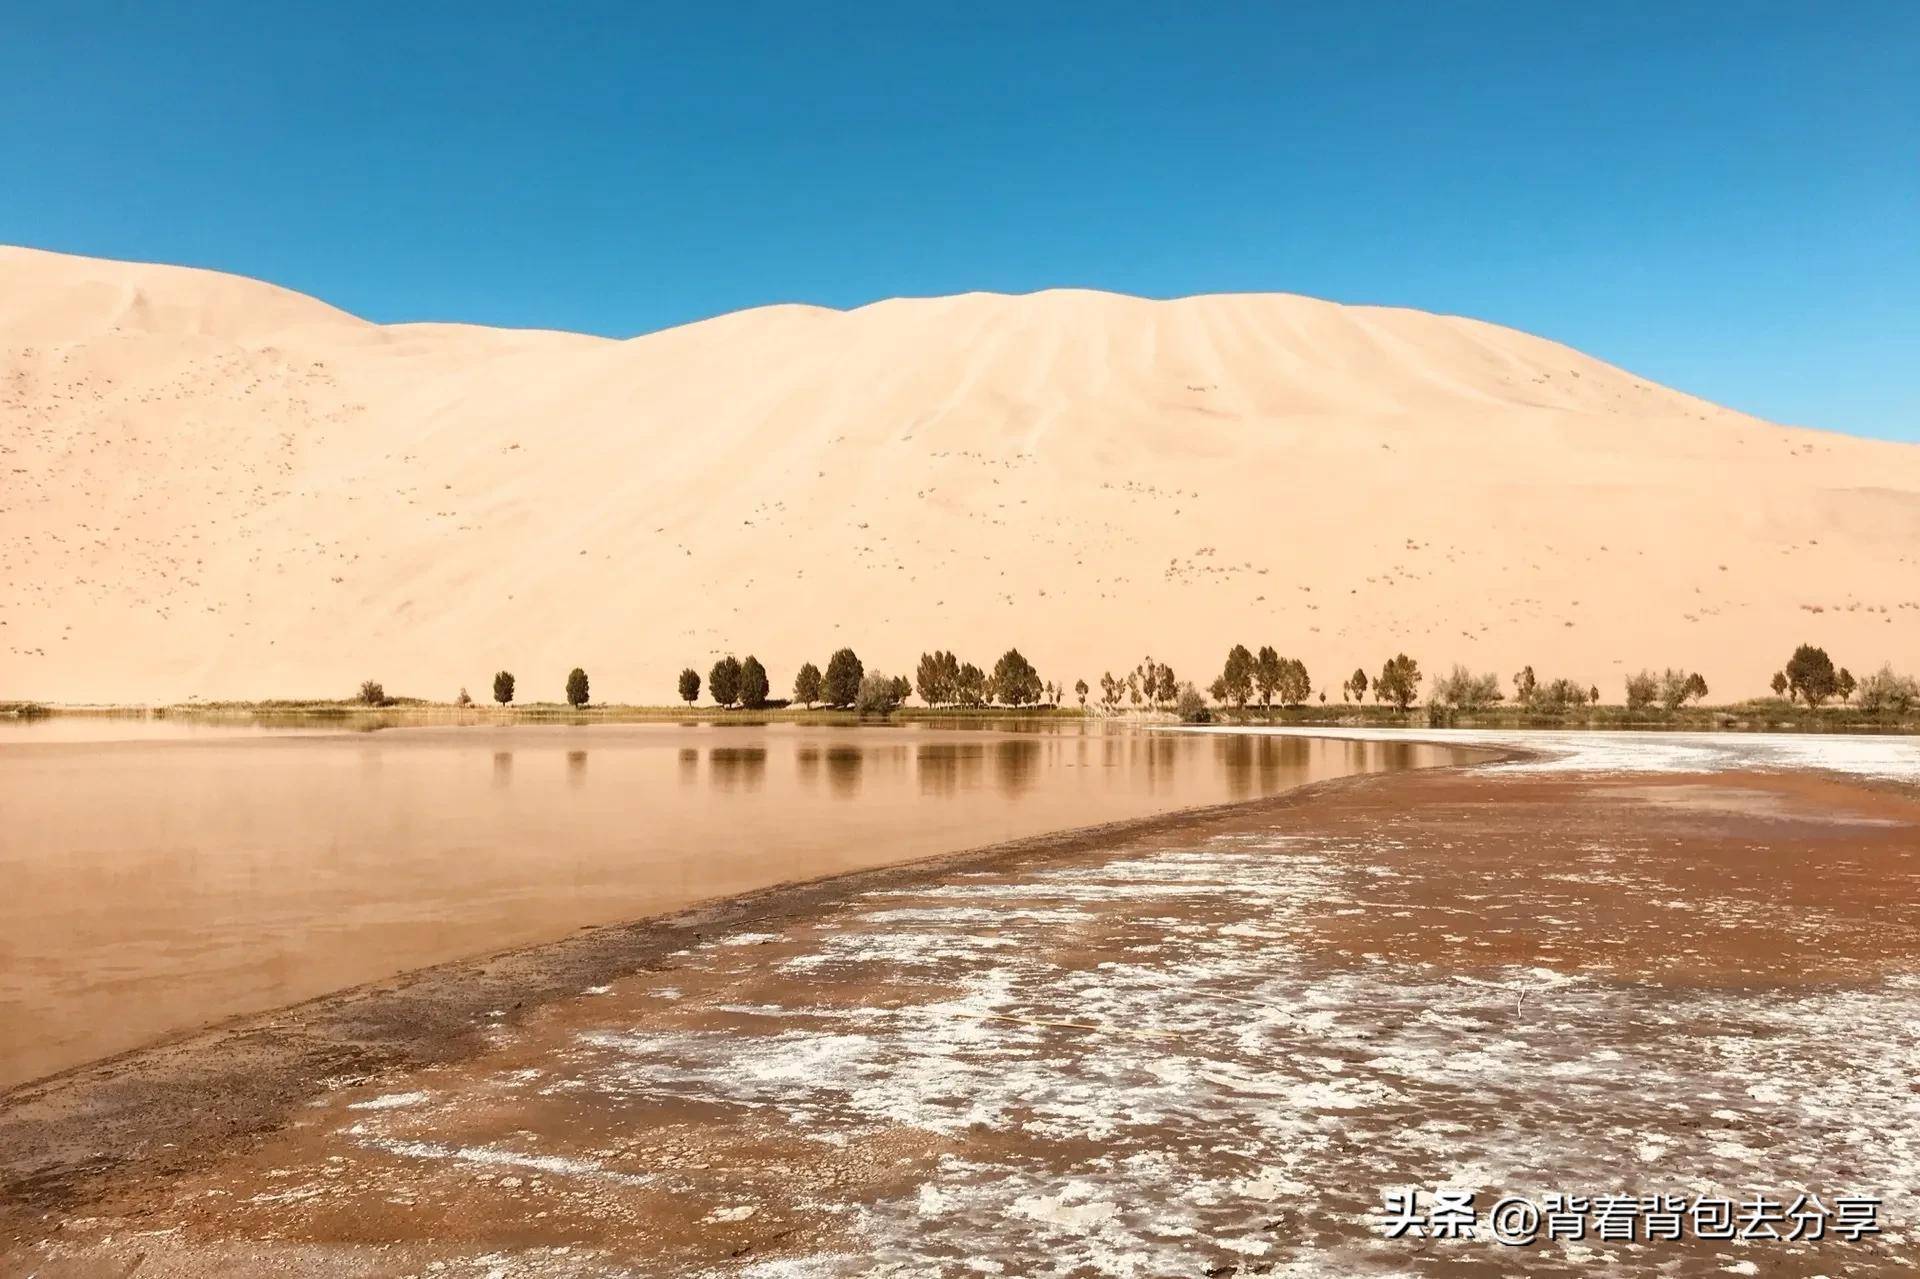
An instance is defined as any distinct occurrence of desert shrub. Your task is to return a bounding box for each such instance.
[1375,654,1421,710]
[739,656,770,709]
[854,670,905,715]
[1537,678,1590,711]
[678,668,701,705]
[1433,664,1503,710]
[1785,643,1838,707]
[1624,670,1657,710]
[358,680,387,707]
[792,662,822,708]
[1175,682,1211,723]
[709,656,743,708]
[493,670,515,705]
[824,648,864,708]
[564,667,590,708]
[1855,665,1919,715]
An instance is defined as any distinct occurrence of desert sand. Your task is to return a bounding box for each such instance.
[3,244,1916,704]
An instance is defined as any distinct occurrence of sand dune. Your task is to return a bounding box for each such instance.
[3,244,1916,704]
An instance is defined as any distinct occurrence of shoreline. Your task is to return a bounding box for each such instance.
[0,746,1504,1231]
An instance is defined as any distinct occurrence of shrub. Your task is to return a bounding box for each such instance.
[1658,668,1703,711]
[824,648,864,708]
[739,655,770,709]
[1375,654,1420,710]
[709,656,743,708]
[1785,643,1838,707]
[792,662,822,708]
[1538,678,1590,711]
[1433,664,1503,710]
[493,670,515,706]
[1175,682,1211,723]
[855,670,905,715]
[358,680,387,707]
[678,668,701,705]
[1856,665,1919,715]
[565,668,590,708]
[1624,670,1657,710]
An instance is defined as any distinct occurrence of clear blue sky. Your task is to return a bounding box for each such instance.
[4,2,1915,440]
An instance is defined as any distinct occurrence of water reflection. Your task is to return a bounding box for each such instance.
[0,722,1472,1088]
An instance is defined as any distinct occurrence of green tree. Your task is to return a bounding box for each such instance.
[1435,665,1503,710]
[1348,667,1369,704]
[1074,677,1089,708]
[1513,665,1537,707]
[492,670,515,706]
[1254,646,1282,707]
[1220,644,1255,708]
[739,655,770,709]
[824,648,864,708]
[358,679,387,707]
[709,655,743,708]
[792,662,823,708]
[1279,657,1311,707]
[1624,670,1658,710]
[955,662,987,708]
[1837,667,1856,704]
[992,648,1043,707]
[1770,670,1790,699]
[855,671,906,715]
[677,668,700,705]
[1785,643,1838,707]
[1685,672,1709,704]
[916,651,958,707]
[1375,654,1420,710]
[565,667,590,708]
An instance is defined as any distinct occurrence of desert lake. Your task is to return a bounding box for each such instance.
[0,719,1460,1088]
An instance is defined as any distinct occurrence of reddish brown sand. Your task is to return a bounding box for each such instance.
[4,765,1918,1276]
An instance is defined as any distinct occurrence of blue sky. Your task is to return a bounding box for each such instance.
[3,2,1915,440]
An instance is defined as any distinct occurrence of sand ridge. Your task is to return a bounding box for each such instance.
[4,245,1918,703]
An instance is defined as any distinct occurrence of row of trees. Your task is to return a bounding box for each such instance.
[673,647,1062,712]
[913,649,1050,708]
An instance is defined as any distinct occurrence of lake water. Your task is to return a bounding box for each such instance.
[0,718,1463,1088]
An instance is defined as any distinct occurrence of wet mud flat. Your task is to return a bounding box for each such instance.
[6,764,1920,1277]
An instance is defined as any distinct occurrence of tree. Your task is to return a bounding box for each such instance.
[1770,670,1790,699]
[1155,664,1177,707]
[1175,682,1210,723]
[1375,654,1420,710]
[1254,646,1282,707]
[855,671,905,715]
[565,667,590,708]
[792,662,823,707]
[992,648,1043,707]
[709,655,743,708]
[1348,668,1369,705]
[1538,678,1590,711]
[1074,678,1089,708]
[1279,657,1311,707]
[1785,643,1838,707]
[1624,670,1658,710]
[493,670,515,706]
[1685,672,1709,704]
[1513,665,1537,707]
[1837,667,1857,705]
[456,687,473,707]
[1434,665,1503,710]
[955,662,987,708]
[358,680,386,707]
[739,655,770,709]
[824,648,864,708]
[891,674,912,705]
[1856,665,1918,715]
[916,651,958,707]
[1589,685,1600,705]
[1220,645,1255,708]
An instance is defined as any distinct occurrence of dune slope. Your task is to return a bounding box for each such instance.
[3,245,1916,704]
